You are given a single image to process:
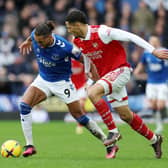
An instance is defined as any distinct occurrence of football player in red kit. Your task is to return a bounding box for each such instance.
[71,59,87,134]
[65,9,168,159]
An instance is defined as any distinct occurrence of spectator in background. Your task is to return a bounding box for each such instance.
[132,0,155,37]
[0,32,15,66]
[71,0,86,11]
[7,37,35,95]
[0,0,5,32]
[103,0,116,27]
[40,0,54,19]
[3,0,18,38]
[119,2,132,31]
[18,4,32,33]
[52,0,69,25]
[134,35,168,134]
[84,0,99,25]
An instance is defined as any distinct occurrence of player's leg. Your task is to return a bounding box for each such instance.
[19,76,49,157]
[50,79,106,142]
[87,68,132,145]
[155,84,168,133]
[114,105,163,159]
[102,67,162,158]
[51,79,118,158]
[67,101,119,159]
[67,100,107,142]
[155,99,166,133]
[87,83,120,145]
[75,87,87,134]
[146,84,162,134]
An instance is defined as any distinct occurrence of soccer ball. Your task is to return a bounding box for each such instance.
[1,140,22,158]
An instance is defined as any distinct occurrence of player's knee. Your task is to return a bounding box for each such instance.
[18,102,32,115]
[87,88,100,102]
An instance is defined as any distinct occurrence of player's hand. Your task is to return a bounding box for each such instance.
[89,62,100,81]
[152,49,168,59]
[19,40,32,55]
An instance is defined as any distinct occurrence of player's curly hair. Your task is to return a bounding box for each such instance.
[66,9,87,24]
[35,20,56,36]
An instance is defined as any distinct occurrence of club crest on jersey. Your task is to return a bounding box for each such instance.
[51,54,60,60]
[92,42,98,48]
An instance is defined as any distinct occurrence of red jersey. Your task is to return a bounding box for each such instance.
[73,25,130,77]
[71,59,86,89]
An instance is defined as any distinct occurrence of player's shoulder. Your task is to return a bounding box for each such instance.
[98,25,111,33]
[97,25,113,43]
[54,34,72,49]
[98,25,118,34]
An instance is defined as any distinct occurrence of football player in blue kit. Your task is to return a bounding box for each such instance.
[134,35,168,134]
[19,21,111,157]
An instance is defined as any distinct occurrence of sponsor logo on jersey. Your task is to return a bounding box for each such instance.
[92,42,98,48]
[37,57,56,67]
[84,50,103,59]
[51,54,60,61]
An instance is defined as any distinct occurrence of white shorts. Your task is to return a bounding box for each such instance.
[97,67,131,107]
[76,86,87,99]
[30,75,78,104]
[146,83,168,101]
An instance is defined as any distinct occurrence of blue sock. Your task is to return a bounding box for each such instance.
[76,115,89,126]
[19,102,32,115]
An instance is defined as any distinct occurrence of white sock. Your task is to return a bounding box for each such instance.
[150,134,157,144]
[86,119,107,142]
[109,128,119,133]
[155,111,163,131]
[21,113,33,145]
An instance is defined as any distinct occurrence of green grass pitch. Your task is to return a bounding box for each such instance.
[0,120,168,168]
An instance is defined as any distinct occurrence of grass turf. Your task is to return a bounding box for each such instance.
[0,121,167,168]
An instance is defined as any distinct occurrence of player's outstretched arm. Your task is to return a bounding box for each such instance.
[19,36,32,55]
[152,49,168,59]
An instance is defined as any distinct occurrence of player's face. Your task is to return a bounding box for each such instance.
[34,34,54,48]
[65,21,83,37]
[149,36,160,48]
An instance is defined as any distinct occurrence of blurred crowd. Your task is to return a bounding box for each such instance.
[0,0,168,96]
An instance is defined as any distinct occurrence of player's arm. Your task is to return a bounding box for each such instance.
[99,25,168,59]
[133,63,147,80]
[19,36,32,55]
[87,61,100,81]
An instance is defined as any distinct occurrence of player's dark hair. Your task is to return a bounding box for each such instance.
[35,20,56,36]
[66,9,87,24]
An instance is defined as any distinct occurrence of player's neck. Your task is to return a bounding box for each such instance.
[80,24,88,38]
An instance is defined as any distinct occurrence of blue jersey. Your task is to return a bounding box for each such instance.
[31,31,81,82]
[141,51,168,84]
